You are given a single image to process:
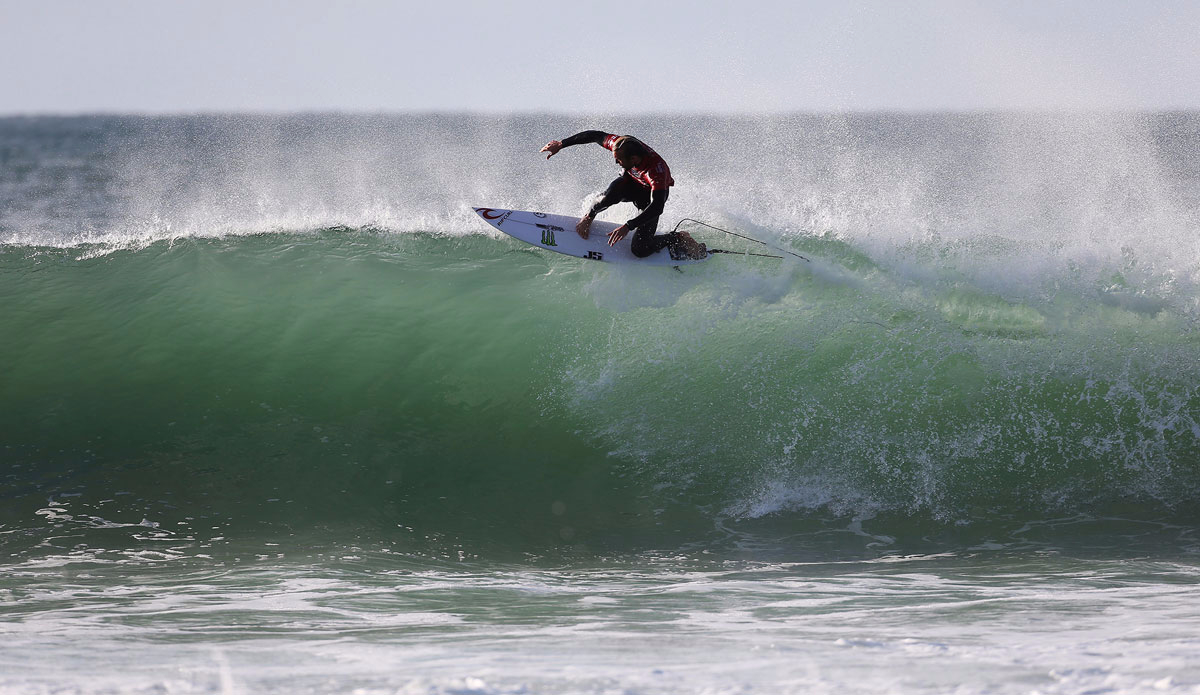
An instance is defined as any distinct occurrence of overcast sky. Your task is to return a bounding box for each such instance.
[2,0,1198,114]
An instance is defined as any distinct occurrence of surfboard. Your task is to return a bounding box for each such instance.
[472,207,710,266]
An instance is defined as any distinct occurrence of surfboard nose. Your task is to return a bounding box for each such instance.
[474,207,509,220]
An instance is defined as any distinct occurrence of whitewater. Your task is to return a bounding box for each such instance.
[1,112,1199,694]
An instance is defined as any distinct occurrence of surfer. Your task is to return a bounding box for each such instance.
[540,131,707,260]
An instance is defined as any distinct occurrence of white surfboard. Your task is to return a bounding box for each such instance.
[472,207,710,266]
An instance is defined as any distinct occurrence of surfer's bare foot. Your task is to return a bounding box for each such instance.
[676,231,707,260]
[576,215,593,239]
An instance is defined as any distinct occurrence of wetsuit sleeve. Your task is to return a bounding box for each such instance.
[627,188,669,228]
[559,130,612,148]
[587,197,614,218]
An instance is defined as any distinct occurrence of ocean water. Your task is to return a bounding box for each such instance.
[2,112,1199,694]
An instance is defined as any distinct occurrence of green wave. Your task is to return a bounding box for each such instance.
[2,230,1199,556]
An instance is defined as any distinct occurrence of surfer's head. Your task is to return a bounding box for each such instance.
[612,136,647,170]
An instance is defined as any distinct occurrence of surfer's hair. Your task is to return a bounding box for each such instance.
[612,136,648,158]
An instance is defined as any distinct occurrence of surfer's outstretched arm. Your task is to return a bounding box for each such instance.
[540,130,612,158]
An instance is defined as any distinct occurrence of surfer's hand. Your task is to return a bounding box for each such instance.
[576,215,592,239]
[608,224,629,247]
[540,141,563,159]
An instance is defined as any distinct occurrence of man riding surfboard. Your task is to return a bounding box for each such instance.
[540,131,706,261]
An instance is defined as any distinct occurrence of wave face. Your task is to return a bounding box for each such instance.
[2,114,1200,559]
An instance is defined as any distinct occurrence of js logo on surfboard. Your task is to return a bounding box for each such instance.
[536,223,561,247]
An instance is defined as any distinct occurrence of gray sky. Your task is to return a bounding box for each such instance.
[2,0,1199,114]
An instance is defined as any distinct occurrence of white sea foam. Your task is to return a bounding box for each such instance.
[3,558,1198,695]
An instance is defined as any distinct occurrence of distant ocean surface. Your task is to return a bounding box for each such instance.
[2,113,1199,694]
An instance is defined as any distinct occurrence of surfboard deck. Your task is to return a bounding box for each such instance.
[472,207,709,266]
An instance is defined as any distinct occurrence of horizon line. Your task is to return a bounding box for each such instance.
[4,106,1200,119]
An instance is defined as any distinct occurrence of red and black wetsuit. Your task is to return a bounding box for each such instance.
[558,130,682,259]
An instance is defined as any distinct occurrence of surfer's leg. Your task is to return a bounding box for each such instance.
[631,221,706,260]
[630,217,672,258]
[629,181,652,211]
[627,184,674,258]
[628,188,704,259]
[588,174,641,217]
